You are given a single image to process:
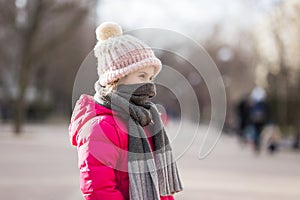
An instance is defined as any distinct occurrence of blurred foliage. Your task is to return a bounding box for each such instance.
[26,100,53,121]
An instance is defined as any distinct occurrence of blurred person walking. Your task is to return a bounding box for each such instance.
[249,87,269,154]
[236,94,251,145]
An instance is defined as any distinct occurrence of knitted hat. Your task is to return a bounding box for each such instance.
[93,21,162,86]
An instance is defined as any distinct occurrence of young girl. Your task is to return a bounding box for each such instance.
[69,22,183,200]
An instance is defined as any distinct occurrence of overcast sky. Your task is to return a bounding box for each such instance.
[96,0,278,41]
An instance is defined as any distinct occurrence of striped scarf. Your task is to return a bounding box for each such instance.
[94,81,183,200]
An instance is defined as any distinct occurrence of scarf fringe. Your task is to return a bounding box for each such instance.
[128,159,160,200]
[155,151,183,196]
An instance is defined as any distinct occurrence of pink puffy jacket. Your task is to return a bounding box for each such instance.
[69,94,174,200]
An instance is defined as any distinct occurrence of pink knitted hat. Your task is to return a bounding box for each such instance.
[93,21,162,86]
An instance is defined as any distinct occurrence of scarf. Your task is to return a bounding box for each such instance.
[94,81,183,200]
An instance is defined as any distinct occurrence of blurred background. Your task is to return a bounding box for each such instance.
[1,0,300,199]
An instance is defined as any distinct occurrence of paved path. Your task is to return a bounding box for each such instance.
[0,121,300,200]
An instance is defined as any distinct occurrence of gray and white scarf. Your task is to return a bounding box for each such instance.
[94,81,183,200]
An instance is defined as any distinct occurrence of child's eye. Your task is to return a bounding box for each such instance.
[139,74,145,78]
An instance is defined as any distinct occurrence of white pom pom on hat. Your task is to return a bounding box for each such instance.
[95,21,123,41]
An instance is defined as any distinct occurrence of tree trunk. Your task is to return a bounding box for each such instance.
[14,57,31,134]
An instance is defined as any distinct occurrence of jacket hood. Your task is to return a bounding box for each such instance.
[68,94,118,146]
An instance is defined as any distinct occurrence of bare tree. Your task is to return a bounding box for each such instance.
[254,0,300,148]
[0,0,96,134]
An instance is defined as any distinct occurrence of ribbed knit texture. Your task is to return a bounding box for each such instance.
[94,34,162,86]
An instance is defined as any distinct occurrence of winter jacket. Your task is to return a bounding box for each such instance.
[69,94,174,200]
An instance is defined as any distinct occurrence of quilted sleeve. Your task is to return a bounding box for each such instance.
[77,119,125,200]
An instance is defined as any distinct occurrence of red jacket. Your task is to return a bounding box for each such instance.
[69,94,174,200]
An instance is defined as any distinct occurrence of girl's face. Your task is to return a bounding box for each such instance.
[117,66,155,85]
